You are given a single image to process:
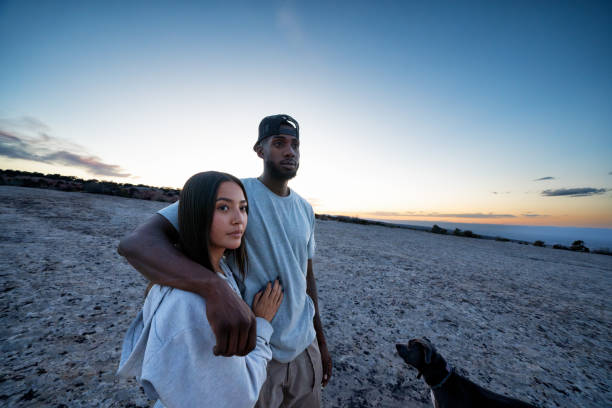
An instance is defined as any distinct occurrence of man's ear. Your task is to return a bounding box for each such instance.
[253,143,264,159]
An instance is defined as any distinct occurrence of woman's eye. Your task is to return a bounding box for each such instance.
[218,205,229,211]
[240,205,248,212]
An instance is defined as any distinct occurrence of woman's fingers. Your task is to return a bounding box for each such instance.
[251,280,284,322]
[253,291,262,307]
[276,291,284,307]
[272,280,283,304]
[264,281,272,297]
[254,280,283,308]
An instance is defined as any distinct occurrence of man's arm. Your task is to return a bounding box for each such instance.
[118,213,257,356]
[306,259,332,387]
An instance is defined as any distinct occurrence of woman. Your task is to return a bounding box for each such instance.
[117,171,283,408]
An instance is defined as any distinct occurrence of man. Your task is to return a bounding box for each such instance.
[118,114,332,407]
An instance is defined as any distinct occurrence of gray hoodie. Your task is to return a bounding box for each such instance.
[117,264,273,408]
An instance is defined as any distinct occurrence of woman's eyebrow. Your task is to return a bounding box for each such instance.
[216,197,247,203]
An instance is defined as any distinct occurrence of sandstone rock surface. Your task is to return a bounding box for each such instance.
[1,186,610,407]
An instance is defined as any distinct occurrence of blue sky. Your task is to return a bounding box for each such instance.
[1,0,611,227]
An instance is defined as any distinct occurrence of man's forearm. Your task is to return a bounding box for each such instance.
[118,214,219,295]
[306,260,326,344]
[306,259,333,386]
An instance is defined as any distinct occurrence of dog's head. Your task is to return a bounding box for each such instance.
[396,338,440,378]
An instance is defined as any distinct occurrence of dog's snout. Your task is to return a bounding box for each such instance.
[396,343,408,356]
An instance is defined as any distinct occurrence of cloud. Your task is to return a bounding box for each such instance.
[367,211,515,219]
[0,119,130,178]
[426,213,516,219]
[492,191,510,195]
[534,176,555,181]
[44,151,130,177]
[368,211,415,217]
[520,213,548,217]
[0,116,50,132]
[609,171,612,175]
[541,188,608,197]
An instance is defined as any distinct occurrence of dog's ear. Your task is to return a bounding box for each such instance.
[413,338,433,364]
[423,344,433,364]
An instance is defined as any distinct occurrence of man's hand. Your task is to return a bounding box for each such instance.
[319,340,333,387]
[201,279,257,357]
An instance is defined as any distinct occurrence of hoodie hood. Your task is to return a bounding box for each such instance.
[116,285,172,388]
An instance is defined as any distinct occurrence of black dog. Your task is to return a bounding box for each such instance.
[396,338,537,408]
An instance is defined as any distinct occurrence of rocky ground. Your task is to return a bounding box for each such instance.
[1,186,610,407]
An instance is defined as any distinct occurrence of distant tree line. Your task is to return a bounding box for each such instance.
[4,170,609,256]
[533,239,595,253]
[0,169,179,203]
[429,224,610,256]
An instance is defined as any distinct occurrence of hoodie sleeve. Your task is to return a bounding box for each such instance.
[140,317,273,408]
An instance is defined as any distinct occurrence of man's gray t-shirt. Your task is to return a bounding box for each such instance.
[158,177,316,363]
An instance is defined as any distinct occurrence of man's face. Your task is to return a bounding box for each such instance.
[258,133,300,181]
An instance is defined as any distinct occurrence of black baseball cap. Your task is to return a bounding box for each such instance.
[255,114,299,147]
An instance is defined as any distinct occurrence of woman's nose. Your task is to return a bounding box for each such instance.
[232,209,245,224]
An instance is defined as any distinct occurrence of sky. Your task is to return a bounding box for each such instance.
[1,0,611,228]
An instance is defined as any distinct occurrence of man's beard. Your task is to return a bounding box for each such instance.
[264,159,299,181]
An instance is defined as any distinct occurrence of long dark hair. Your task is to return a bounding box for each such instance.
[178,171,249,278]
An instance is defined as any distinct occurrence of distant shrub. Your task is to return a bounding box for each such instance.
[453,228,462,236]
[84,182,109,194]
[592,248,612,256]
[533,240,545,247]
[553,244,569,250]
[495,237,510,242]
[570,240,589,253]
[463,230,479,238]
[431,224,447,234]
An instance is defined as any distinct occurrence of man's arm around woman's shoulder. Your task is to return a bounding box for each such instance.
[117,213,257,356]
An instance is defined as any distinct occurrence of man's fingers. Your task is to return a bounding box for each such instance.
[321,352,332,387]
[213,328,229,356]
[225,326,239,357]
[205,278,256,357]
[322,366,330,387]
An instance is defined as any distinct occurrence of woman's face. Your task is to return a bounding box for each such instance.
[209,181,248,251]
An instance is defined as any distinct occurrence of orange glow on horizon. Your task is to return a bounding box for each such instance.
[319,211,612,229]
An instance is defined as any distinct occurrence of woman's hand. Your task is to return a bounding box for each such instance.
[252,280,283,322]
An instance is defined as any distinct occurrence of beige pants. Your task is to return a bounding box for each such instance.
[255,340,322,408]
